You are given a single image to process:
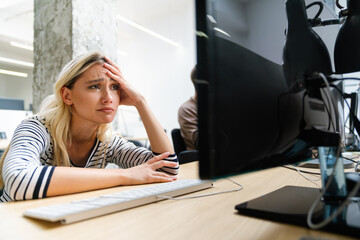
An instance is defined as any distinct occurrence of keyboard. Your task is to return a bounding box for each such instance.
[23,179,213,224]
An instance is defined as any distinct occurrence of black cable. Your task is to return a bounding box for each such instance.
[336,77,360,81]
[330,84,350,112]
[336,0,344,9]
[315,74,336,132]
[306,1,324,19]
[330,84,360,134]
[282,165,321,175]
[320,88,335,131]
[345,125,360,143]
[330,84,360,147]
[342,156,359,163]
[342,156,360,172]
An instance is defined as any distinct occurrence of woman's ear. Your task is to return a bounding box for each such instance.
[61,87,73,106]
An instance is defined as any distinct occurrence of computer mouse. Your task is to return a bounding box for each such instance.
[345,172,360,196]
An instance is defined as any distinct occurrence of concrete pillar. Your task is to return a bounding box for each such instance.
[33,0,118,113]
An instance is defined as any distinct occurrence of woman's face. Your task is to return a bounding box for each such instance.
[62,62,120,126]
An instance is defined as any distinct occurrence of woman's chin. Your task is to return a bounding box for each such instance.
[103,119,114,124]
[100,116,115,124]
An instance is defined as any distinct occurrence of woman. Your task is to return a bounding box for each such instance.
[0,51,178,202]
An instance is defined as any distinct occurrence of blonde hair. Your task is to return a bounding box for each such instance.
[0,51,112,188]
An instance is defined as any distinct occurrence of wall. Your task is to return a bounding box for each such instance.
[0,110,32,139]
[0,71,33,111]
[114,0,196,138]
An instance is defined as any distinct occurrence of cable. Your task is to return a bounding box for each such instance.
[342,156,359,163]
[314,74,338,134]
[306,1,324,19]
[337,77,360,81]
[307,144,343,229]
[306,73,360,230]
[330,83,360,144]
[312,151,319,159]
[345,153,360,172]
[283,165,321,187]
[319,73,338,123]
[330,84,352,119]
[156,178,243,200]
[356,161,360,172]
[319,88,335,131]
[343,156,360,172]
[336,0,344,9]
[307,163,360,229]
[283,165,321,175]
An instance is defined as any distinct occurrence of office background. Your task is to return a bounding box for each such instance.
[0,0,196,141]
[0,0,359,141]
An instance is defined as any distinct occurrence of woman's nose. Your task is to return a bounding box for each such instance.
[102,88,113,104]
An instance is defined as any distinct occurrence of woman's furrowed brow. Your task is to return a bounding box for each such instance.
[85,78,104,84]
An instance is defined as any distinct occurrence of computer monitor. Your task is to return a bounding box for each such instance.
[196,0,359,237]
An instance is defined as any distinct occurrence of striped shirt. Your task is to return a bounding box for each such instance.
[0,116,178,202]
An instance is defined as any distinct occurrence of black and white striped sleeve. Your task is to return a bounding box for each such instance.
[109,136,179,175]
[1,119,55,202]
[152,151,179,175]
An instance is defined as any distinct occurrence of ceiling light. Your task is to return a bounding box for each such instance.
[0,0,24,9]
[0,57,34,67]
[10,41,33,51]
[0,69,28,77]
[116,15,179,48]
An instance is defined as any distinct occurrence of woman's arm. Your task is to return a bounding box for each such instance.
[47,152,177,197]
[1,119,177,201]
[135,99,174,153]
[104,58,174,154]
[2,119,55,201]
[110,136,178,175]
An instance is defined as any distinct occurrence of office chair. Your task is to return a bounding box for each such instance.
[171,128,198,164]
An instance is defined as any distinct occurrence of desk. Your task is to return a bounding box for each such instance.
[0,162,357,240]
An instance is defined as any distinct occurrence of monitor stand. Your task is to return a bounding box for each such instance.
[237,146,360,237]
[235,186,360,237]
[297,158,355,169]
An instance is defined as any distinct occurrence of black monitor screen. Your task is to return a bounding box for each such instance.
[196,0,336,179]
[195,0,360,236]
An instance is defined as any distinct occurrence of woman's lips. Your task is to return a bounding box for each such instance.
[97,107,114,113]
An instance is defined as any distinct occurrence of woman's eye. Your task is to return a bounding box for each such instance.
[111,84,120,90]
[89,84,100,89]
